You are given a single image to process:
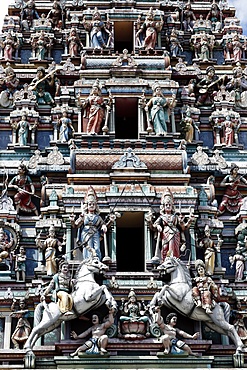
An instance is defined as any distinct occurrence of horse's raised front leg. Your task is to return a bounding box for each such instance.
[102,285,117,310]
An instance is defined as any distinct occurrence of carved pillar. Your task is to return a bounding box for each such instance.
[77,108,82,134]
[12,129,17,145]
[144,212,152,262]
[138,98,144,134]
[171,109,176,133]
[65,219,72,258]
[190,220,197,262]
[31,128,36,145]
[110,222,117,262]
[108,98,115,133]
[4,316,11,349]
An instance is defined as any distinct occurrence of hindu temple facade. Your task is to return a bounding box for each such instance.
[0,0,247,368]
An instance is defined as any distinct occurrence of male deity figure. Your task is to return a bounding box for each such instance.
[70,186,107,260]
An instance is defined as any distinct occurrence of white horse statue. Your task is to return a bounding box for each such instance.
[24,257,117,352]
[149,256,246,354]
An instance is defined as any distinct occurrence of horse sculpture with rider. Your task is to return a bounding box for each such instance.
[149,255,246,354]
[24,256,117,353]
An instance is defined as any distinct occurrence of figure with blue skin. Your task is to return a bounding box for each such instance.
[70,186,107,260]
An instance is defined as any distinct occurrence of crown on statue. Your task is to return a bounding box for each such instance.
[84,186,97,203]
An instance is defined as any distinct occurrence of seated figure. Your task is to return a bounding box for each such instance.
[119,288,150,339]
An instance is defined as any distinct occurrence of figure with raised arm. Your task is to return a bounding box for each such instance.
[136,8,163,51]
[83,8,112,49]
[70,308,115,356]
[148,188,194,261]
[10,298,31,349]
[154,308,199,355]
[8,163,39,216]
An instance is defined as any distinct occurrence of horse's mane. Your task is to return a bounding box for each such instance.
[173,257,192,288]
[74,257,92,279]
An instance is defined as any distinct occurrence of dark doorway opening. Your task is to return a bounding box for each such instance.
[115,98,138,139]
[114,21,133,53]
[116,212,144,272]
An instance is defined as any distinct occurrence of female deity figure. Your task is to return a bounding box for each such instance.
[197,225,221,276]
[57,110,75,143]
[147,188,194,261]
[0,64,20,108]
[196,66,224,106]
[15,114,30,146]
[229,243,246,282]
[8,163,39,216]
[32,31,51,61]
[218,163,247,215]
[10,299,31,349]
[223,116,234,146]
[232,34,243,63]
[145,82,169,136]
[36,225,63,276]
[180,108,200,143]
[199,35,210,61]
[29,66,55,106]
[192,259,219,314]
[83,8,113,49]
[67,28,83,58]
[119,288,149,323]
[80,79,105,135]
[1,33,17,61]
[136,8,164,51]
[169,28,183,58]
[119,288,150,338]
[70,186,107,260]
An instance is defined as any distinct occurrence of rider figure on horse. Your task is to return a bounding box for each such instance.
[192,259,218,314]
[43,260,74,316]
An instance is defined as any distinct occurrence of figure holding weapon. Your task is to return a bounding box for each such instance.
[8,163,39,216]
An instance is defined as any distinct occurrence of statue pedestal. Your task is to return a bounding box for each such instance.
[119,320,148,340]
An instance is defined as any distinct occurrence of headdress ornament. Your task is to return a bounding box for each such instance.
[161,187,174,205]
[194,259,205,270]
[84,186,97,203]
[128,288,136,299]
